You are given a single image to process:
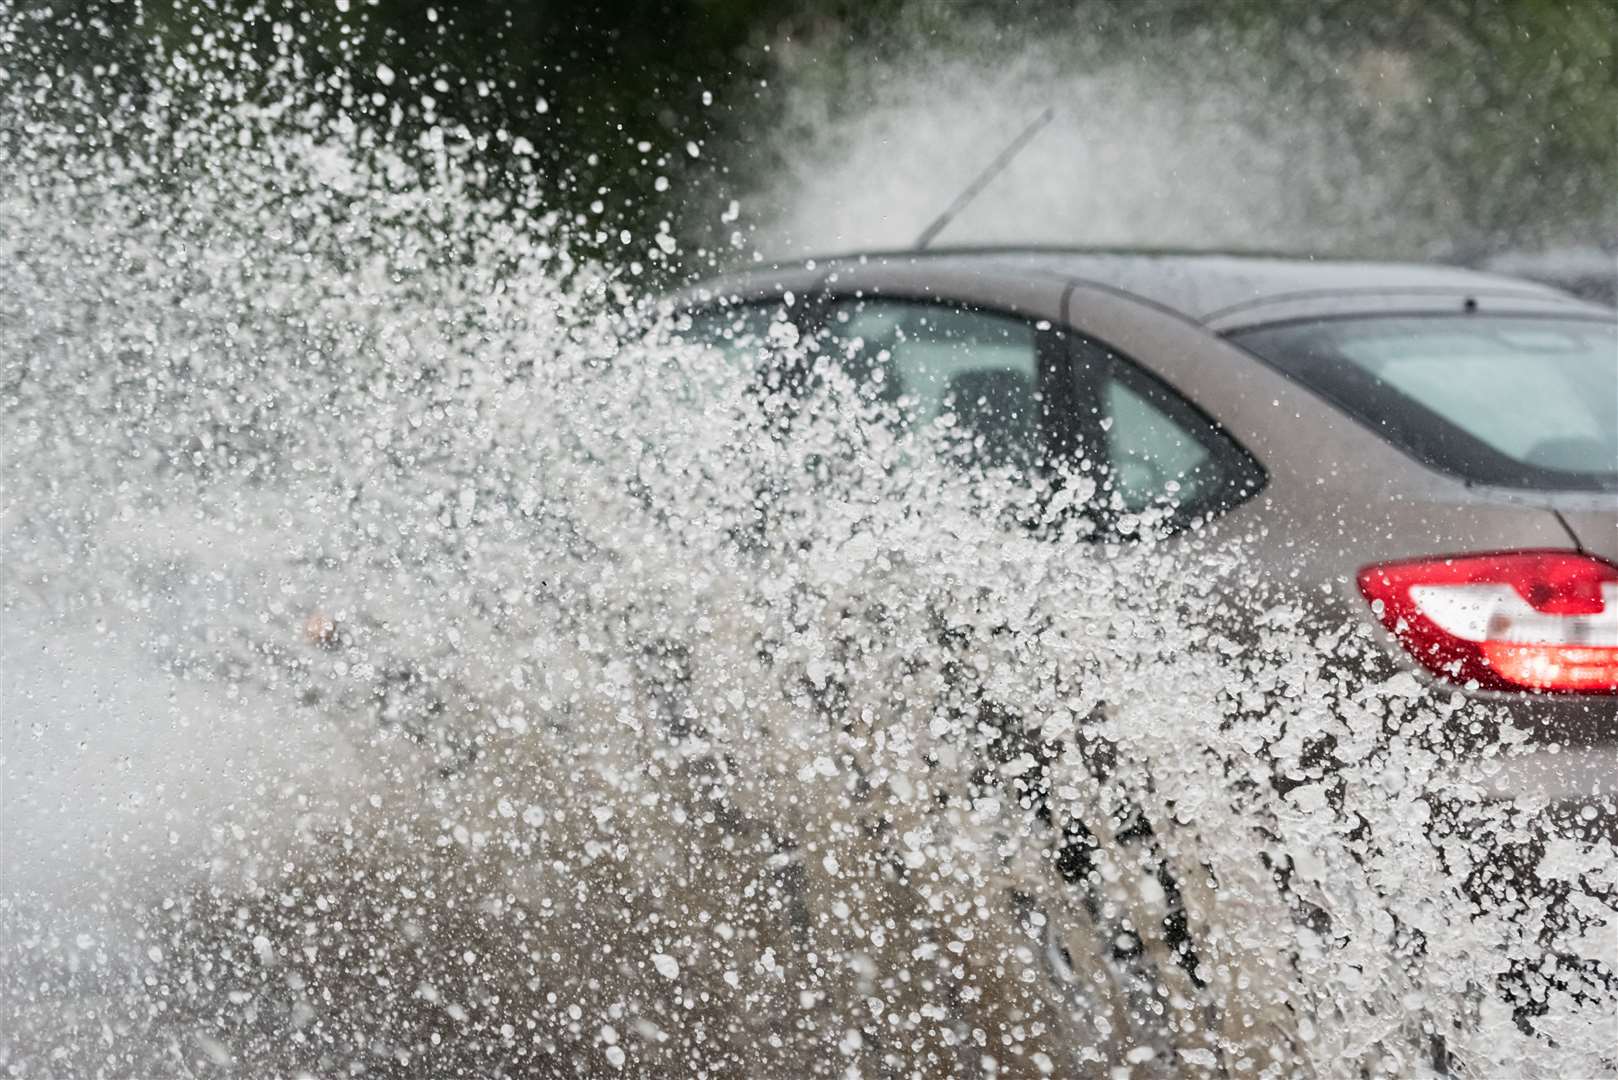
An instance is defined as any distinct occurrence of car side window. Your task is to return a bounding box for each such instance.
[819,298,1044,472]
[682,299,801,368]
[682,297,1261,532]
[1069,337,1264,528]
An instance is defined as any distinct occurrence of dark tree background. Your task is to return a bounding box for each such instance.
[20,0,1618,276]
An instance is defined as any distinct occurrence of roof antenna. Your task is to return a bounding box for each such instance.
[914,105,1056,251]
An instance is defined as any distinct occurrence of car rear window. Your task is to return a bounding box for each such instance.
[1230,315,1618,491]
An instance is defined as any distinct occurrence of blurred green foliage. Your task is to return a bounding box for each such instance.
[20,0,1618,265]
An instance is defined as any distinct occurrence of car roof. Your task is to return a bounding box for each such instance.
[698,247,1608,330]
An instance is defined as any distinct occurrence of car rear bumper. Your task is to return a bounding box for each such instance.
[1465,744,1616,804]
[1456,692,1616,817]
[1444,742,1617,849]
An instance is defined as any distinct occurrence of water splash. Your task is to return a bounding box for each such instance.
[2,10,1614,1078]
[744,39,1396,259]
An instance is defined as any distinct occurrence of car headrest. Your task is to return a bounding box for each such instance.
[946,368,1034,468]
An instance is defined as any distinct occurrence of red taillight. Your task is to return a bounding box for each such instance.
[1356,551,1618,694]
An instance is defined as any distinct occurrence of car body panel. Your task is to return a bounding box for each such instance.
[1201,290,1607,332]
[812,260,1072,325]
[676,249,1618,785]
[763,248,1604,323]
[1559,508,1618,564]
[1034,252,1579,322]
[680,264,826,308]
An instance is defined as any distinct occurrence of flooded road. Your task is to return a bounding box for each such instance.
[2,9,1614,1078]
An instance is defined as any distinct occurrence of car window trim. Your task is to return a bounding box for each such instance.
[1057,281,1268,529]
[1067,336,1269,528]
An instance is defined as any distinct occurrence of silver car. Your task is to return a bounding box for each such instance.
[679,248,1617,808]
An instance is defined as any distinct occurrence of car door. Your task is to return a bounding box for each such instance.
[678,283,1276,1043]
[682,283,1264,536]
[809,293,1063,478]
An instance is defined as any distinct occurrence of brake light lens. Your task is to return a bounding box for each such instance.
[1357,551,1618,694]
